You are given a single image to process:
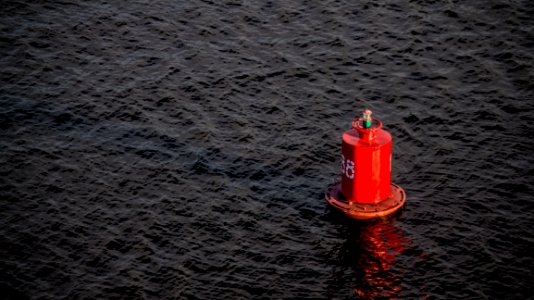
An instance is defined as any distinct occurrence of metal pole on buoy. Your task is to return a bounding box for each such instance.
[325,109,406,220]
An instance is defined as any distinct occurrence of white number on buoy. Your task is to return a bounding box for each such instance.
[341,155,346,175]
[341,155,355,180]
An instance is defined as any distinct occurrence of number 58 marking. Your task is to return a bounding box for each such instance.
[341,155,355,179]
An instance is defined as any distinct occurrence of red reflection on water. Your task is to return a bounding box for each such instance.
[350,220,410,299]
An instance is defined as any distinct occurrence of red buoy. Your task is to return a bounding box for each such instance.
[325,109,406,220]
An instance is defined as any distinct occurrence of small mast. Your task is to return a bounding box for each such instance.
[362,109,372,129]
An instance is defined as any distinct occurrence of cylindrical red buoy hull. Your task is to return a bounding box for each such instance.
[341,119,392,204]
[325,111,406,220]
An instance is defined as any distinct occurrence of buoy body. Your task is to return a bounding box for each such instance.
[325,111,406,220]
[341,119,391,204]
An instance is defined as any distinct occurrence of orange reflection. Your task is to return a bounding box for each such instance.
[339,217,411,299]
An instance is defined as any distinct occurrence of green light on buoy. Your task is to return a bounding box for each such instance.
[363,109,372,129]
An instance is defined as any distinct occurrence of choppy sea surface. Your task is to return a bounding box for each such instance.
[1,0,533,299]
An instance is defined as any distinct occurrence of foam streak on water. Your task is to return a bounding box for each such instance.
[1,0,533,299]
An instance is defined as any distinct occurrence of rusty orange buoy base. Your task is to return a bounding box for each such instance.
[325,109,406,220]
[325,182,406,220]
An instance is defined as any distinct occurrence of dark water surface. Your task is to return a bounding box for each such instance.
[1,0,534,299]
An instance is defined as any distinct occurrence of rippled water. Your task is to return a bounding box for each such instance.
[1,0,533,299]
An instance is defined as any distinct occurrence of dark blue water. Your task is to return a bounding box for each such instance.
[1,0,533,299]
